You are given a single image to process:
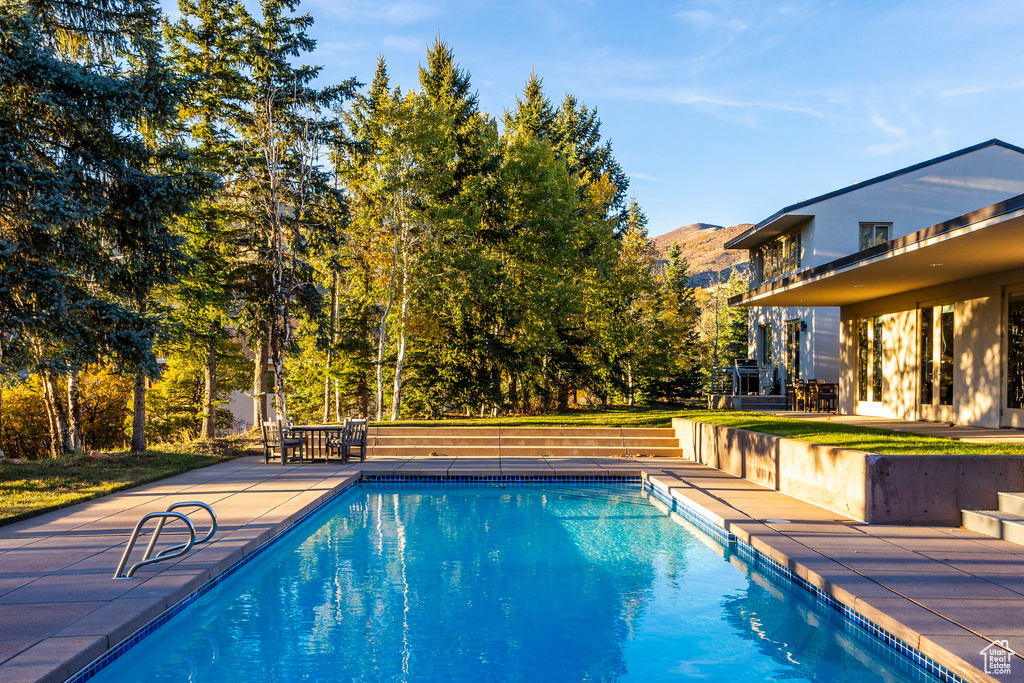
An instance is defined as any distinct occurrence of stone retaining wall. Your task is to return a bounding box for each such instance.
[672,417,1024,524]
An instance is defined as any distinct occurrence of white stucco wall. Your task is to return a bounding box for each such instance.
[800,144,1024,267]
[746,142,1024,397]
[839,266,1024,428]
[748,306,840,383]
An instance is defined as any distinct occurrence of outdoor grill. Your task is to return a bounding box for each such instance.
[734,358,761,395]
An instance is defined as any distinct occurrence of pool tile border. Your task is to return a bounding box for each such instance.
[362,473,642,484]
[644,480,966,683]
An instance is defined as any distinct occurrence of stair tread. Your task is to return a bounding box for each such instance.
[963,509,1024,521]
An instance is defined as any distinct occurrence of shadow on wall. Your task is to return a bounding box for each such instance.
[886,310,918,421]
[957,296,1000,427]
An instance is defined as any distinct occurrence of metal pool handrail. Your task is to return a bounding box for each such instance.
[113,501,217,579]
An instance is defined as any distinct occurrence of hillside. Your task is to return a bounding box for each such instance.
[652,222,752,289]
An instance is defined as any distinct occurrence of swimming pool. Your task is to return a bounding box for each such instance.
[81,482,939,682]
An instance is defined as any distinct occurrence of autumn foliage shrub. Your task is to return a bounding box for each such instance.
[1,367,133,459]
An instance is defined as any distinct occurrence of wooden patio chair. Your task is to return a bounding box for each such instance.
[324,419,349,462]
[816,382,838,413]
[341,418,368,463]
[261,420,304,465]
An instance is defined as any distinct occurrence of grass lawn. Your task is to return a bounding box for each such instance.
[378,403,703,428]
[0,435,256,527]
[683,411,1024,456]
[378,405,1024,456]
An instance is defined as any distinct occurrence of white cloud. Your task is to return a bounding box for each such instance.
[940,79,1024,99]
[630,172,666,183]
[304,0,441,25]
[382,35,426,52]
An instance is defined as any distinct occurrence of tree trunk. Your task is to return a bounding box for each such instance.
[41,373,69,457]
[375,322,388,421]
[0,380,4,459]
[67,371,82,451]
[253,332,269,428]
[324,272,336,423]
[356,308,368,419]
[508,372,518,413]
[131,372,146,452]
[556,384,569,413]
[376,223,400,422]
[200,341,217,439]
[389,288,410,422]
[627,361,635,407]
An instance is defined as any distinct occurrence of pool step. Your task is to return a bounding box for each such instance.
[363,427,682,458]
[961,491,1024,546]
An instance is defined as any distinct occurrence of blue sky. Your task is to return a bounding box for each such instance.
[165,0,1024,236]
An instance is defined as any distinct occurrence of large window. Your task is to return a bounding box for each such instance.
[785,319,801,381]
[1009,293,1024,410]
[754,232,801,283]
[920,304,954,407]
[939,304,954,406]
[859,222,891,251]
[857,319,869,401]
[857,316,883,402]
[759,324,773,366]
[920,307,934,405]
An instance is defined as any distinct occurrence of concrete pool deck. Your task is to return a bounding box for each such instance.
[0,455,1021,683]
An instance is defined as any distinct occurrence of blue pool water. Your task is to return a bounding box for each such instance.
[87,483,938,682]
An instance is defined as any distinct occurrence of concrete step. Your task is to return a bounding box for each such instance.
[371,436,499,447]
[355,426,683,458]
[371,437,679,448]
[622,438,681,447]
[369,426,676,437]
[998,491,1024,515]
[371,427,499,437]
[366,444,684,458]
[961,509,1024,546]
[494,437,623,447]
[369,446,501,457]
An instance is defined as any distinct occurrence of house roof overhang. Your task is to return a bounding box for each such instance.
[730,193,1024,308]
[724,138,1024,252]
[725,213,812,250]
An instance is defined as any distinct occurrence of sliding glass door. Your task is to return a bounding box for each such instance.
[919,304,954,420]
[1003,289,1024,427]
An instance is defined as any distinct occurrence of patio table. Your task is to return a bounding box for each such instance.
[289,424,346,462]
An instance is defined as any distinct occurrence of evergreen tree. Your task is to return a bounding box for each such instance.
[503,72,556,140]
[165,0,251,439]
[0,0,204,456]
[235,0,356,421]
[552,94,630,227]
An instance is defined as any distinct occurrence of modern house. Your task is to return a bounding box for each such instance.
[728,139,1024,428]
[725,139,1024,398]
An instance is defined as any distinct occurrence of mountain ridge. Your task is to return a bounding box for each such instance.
[651,222,752,289]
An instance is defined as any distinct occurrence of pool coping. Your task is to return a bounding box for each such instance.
[1,455,1021,683]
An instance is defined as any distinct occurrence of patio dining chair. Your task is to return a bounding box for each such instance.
[815,382,838,413]
[342,419,368,463]
[261,420,305,465]
[324,419,349,462]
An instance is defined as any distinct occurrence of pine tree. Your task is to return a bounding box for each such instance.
[552,94,630,227]
[503,71,556,140]
[235,0,357,421]
[0,0,205,456]
[165,0,252,439]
